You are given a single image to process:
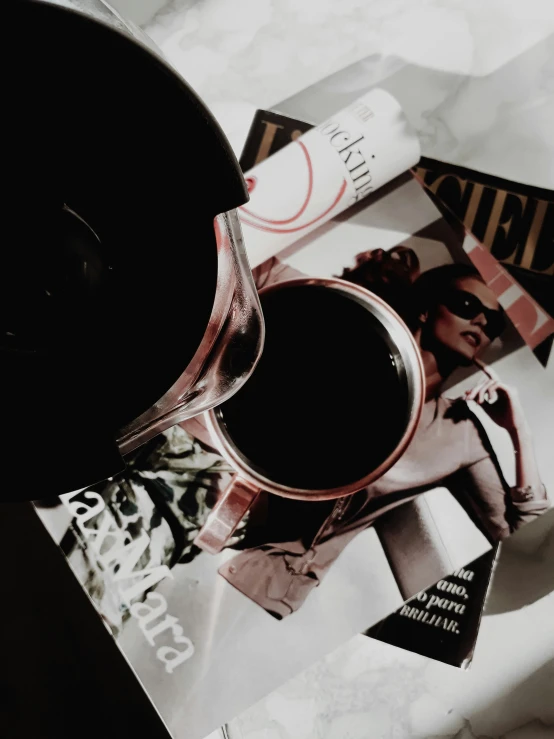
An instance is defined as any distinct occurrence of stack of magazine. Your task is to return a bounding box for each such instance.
[35,97,553,739]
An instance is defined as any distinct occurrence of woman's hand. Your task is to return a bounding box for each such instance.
[464,360,529,439]
[467,362,545,509]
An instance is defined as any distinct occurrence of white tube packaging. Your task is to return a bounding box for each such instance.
[240,88,421,268]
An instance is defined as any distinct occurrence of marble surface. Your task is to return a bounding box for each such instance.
[110,0,167,26]
[144,0,554,188]
[221,510,554,739]
[138,2,554,738]
[275,5,554,189]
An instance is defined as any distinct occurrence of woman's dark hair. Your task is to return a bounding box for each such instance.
[340,258,483,332]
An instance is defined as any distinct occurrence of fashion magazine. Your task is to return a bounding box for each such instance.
[34,106,553,739]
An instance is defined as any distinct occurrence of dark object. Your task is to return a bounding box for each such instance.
[2,1,247,499]
[0,503,171,738]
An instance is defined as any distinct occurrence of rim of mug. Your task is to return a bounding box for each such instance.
[205,276,425,502]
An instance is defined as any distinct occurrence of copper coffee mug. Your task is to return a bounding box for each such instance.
[194,277,425,555]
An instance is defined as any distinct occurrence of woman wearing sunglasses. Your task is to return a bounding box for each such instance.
[401,262,547,529]
[341,254,545,528]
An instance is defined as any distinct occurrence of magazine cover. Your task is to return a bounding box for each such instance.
[35,105,553,738]
[240,107,554,669]
[241,108,553,349]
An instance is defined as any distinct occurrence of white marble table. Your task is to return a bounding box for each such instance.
[136,1,554,737]
[142,0,554,188]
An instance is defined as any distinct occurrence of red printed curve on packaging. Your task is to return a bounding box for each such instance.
[240,179,348,235]
[241,141,315,225]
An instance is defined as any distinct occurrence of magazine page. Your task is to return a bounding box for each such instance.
[35,112,552,739]
[412,159,553,311]
[241,107,553,669]
[241,109,553,363]
[366,547,499,668]
[413,162,553,366]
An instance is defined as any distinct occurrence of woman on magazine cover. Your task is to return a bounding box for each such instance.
[203,251,550,618]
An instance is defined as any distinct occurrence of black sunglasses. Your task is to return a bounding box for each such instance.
[440,289,506,341]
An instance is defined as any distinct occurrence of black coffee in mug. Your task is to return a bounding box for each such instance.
[216,283,410,490]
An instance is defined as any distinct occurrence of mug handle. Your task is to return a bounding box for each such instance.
[194,476,261,555]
